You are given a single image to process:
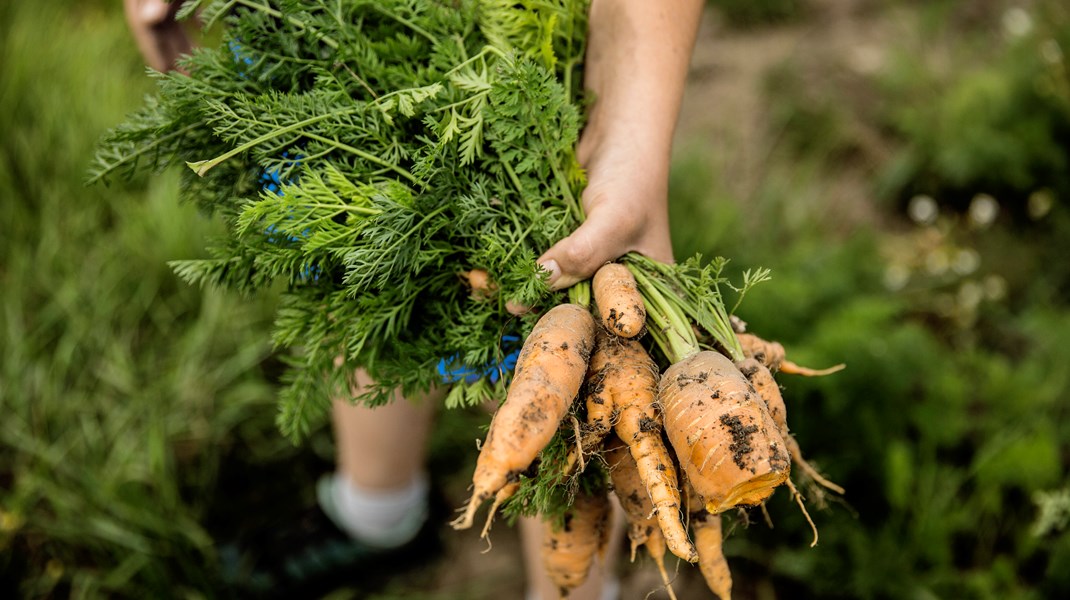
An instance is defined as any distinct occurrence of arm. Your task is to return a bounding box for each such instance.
[537,0,705,290]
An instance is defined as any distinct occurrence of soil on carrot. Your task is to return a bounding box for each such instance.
[720,413,762,470]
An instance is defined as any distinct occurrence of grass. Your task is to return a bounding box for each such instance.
[0,1,286,596]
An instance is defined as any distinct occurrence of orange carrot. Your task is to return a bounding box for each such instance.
[464,268,496,300]
[686,482,732,600]
[659,351,790,515]
[582,327,617,445]
[593,263,646,338]
[589,328,697,562]
[737,333,845,376]
[453,303,596,531]
[541,488,611,598]
[736,358,844,496]
[605,437,678,600]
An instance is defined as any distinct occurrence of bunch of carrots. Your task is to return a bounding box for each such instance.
[453,262,846,600]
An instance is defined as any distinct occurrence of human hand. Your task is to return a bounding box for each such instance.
[535,122,675,292]
[533,0,704,293]
[123,0,193,73]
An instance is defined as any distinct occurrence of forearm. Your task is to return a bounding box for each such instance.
[579,0,705,170]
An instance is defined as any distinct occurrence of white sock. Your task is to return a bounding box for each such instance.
[318,472,429,549]
[524,577,621,600]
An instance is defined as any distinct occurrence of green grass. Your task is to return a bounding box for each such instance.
[0,1,285,596]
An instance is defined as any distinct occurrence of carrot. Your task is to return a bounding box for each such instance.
[541,488,611,598]
[593,262,646,338]
[736,358,844,496]
[581,327,617,445]
[453,303,596,531]
[686,481,732,600]
[734,358,787,431]
[659,351,790,515]
[737,332,845,377]
[605,437,678,600]
[464,268,496,300]
[588,328,697,563]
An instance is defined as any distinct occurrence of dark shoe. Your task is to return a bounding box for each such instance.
[218,478,446,599]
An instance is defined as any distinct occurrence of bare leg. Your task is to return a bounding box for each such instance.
[520,497,626,600]
[333,369,440,492]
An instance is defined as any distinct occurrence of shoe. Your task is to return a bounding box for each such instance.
[218,477,446,599]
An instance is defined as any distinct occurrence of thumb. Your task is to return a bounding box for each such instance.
[537,217,623,291]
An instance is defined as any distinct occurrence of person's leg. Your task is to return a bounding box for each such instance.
[520,499,626,600]
[323,369,440,547]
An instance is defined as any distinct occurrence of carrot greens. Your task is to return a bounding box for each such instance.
[91,0,760,442]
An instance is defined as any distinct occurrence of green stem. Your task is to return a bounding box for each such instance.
[625,254,744,361]
[568,280,591,309]
[89,122,200,184]
[370,3,437,46]
[500,159,525,197]
[235,0,340,49]
[300,202,381,217]
[296,132,418,184]
[445,46,507,77]
[186,107,361,177]
[629,263,698,364]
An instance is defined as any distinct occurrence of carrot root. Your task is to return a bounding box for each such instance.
[779,360,846,377]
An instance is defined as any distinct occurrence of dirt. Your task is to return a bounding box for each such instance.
[675,0,895,233]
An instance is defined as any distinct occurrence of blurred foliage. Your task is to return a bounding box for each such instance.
[668,2,1070,597]
[708,0,807,28]
[765,0,1070,297]
[876,1,1070,217]
[0,1,287,596]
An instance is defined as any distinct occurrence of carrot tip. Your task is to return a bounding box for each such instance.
[451,497,481,530]
[780,361,846,377]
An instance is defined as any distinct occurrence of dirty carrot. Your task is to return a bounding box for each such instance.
[737,332,845,376]
[686,481,732,600]
[590,328,697,562]
[736,358,844,496]
[541,488,611,598]
[659,351,790,515]
[453,303,596,531]
[593,262,646,338]
[464,268,496,300]
[581,327,617,449]
[605,437,678,600]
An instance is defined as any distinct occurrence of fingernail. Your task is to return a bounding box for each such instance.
[538,259,560,285]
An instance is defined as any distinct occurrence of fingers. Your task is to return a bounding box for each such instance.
[537,215,627,291]
[124,0,193,72]
[137,0,174,25]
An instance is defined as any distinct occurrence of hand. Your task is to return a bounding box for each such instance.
[533,0,704,293]
[536,127,674,291]
[123,0,193,73]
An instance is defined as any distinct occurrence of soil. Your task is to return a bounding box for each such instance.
[676,0,894,234]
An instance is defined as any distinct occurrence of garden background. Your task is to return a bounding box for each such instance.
[2,0,1069,598]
